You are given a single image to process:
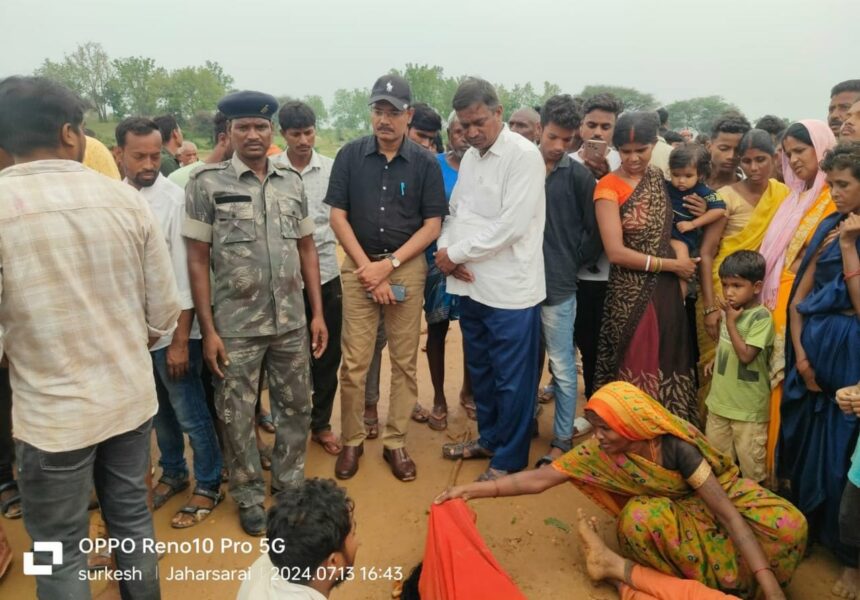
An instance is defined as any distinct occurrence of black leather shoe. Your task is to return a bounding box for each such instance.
[335,444,363,480]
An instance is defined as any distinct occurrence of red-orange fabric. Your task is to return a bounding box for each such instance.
[418,500,526,600]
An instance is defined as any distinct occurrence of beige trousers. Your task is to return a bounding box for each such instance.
[339,254,427,448]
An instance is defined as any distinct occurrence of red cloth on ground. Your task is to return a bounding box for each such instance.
[418,499,526,600]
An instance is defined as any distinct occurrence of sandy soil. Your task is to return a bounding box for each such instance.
[0,321,843,599]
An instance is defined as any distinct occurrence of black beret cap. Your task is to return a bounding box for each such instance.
[217,90,279,120]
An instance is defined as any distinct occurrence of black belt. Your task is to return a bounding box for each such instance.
[368,253,392,262]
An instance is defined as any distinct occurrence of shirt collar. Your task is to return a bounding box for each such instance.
[364,135,411,162]
[0,159,85,178]
[480,124,510,159]
[549,152,571,174]
[231,154,282,180]
[122,172,168,196]
[281,150,321,175]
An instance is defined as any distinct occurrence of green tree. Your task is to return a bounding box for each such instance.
[109,56,166,118]
[578,85,658,112]
[302,95,328,126]
[664,96,741,133]
[157,62,234,121]
[35,42,115,121]
[390,63,459,114]
[330,88,370,131]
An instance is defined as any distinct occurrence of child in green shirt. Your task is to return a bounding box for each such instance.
[704,250,775,482]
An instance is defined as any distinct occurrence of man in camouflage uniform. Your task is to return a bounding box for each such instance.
[183,91,328,536]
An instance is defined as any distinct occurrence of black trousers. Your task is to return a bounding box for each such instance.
[304,277,343,433]
[574,280,607,399]
[0,367,12,485]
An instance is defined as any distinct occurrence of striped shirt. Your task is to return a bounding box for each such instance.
[0,160,181,451]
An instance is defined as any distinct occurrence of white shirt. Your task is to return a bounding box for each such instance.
[128,173,199,351]
[273,150,339,285]
[237,554,328,600]
[439,126,546,309]
[570,149,618,283]
[650,138,673,180]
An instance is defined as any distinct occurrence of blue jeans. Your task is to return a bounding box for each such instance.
[16,419,160,600]
[152,340,222,491]
[460,297,541,472]
[541,294,578,451]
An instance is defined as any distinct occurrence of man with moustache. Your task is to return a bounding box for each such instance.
[325,74,447,482]
[840,100,860,142]
[116,117,223,529]
[829,80,860,137]
[437,77,546,481]
[183,91,328,536]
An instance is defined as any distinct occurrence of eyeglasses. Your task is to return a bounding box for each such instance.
[371,108,404,119]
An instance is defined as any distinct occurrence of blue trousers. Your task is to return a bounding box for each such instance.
[152,340,222,491]
[460,297,541,472]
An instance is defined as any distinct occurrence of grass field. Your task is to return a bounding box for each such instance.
[85,114,357,158]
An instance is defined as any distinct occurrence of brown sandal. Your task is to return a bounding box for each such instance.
[442,439,493,460]
[364,417,379,440]
[428,407,447,431]
[411,403,431,423]
[459,395,477,421]
[312,431,343,455]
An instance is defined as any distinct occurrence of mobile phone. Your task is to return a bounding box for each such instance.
[583,139,607,161]
[366,284,407,302]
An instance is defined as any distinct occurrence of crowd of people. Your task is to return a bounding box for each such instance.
[0,70,857,600]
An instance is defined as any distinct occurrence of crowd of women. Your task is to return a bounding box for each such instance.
[435,82,860,600]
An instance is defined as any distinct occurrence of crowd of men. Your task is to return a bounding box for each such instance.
[0,71,859,600]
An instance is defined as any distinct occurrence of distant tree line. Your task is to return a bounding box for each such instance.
[33,46,752,137]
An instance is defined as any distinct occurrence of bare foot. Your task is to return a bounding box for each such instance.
[833,567,858,599]
[577,508,625,583]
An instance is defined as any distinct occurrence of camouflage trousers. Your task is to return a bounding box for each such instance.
[215,328,311,507]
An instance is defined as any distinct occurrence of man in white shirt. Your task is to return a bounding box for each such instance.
[237,479,357,600]
[117,117,223,528]
[436,77,546,480]
[273,102,343,456]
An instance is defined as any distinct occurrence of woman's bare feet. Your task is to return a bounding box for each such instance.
[832,567,858,599]
[577,508,626,583]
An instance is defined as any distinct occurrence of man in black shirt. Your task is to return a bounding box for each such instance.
[325,74,447,482]
[535,95,600,467]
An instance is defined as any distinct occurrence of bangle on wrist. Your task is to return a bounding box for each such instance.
[492,480,500,498]
[645,255,652,272]
[703,305,719,316]
[753,566,773,576]
[845,268,860,280]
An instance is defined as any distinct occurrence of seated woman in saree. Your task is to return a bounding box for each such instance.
[758,120,836,482]
[593,112,700,424]
[434,382,807,600]
[781,142,860,579]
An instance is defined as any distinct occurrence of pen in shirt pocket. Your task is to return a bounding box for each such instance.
[400,182,406,196]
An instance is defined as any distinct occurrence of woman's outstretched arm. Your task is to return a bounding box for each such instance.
[434,466,569,504]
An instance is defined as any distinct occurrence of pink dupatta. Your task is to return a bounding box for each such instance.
[759,119,835,308]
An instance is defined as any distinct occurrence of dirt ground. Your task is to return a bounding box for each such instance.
[0,321,844,599]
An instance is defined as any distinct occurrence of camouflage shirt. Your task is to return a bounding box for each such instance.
[182,154,315,338]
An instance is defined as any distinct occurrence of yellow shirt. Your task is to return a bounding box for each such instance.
[83,136,121,179]
[717,184,755,238]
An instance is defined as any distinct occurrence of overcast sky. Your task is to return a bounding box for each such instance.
[1,0,856,124]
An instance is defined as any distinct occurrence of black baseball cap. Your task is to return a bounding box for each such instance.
[368,75,411,111]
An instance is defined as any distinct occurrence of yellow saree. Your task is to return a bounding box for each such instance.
[553,382,807,599]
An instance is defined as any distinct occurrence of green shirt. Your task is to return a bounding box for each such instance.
[160,148,180,176]
[706,304,774,422]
